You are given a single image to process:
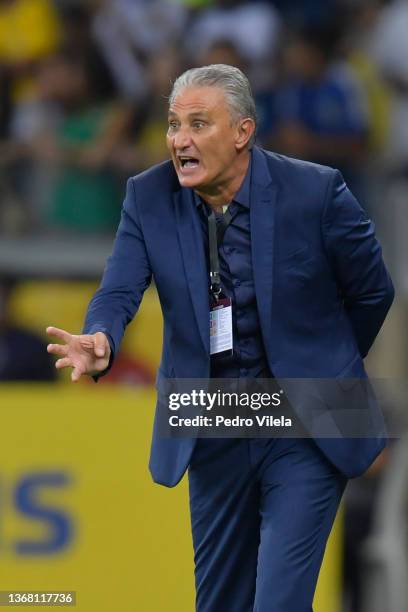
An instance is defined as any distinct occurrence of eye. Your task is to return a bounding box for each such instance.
[192,121,205,129]
[167,121,179,131]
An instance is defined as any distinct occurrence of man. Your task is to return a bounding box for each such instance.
[46,64,394,611]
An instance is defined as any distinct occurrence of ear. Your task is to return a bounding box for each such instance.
[235,118,255,151]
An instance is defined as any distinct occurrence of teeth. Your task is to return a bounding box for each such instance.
[179,157,199,167]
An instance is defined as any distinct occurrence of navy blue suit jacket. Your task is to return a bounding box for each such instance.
[83,146,394,486]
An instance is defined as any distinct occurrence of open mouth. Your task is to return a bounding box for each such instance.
[178,156,200,169]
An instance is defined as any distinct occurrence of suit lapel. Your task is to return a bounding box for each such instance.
[174,186,210,355]
[173,147,277,358]
[250,147,278,348]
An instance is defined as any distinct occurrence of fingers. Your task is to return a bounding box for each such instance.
[47,343,68,357]
[78,333,108,357]
[79,337,94,350]
[55,357,72,369]
[53,355,82,382]
[71,367,83,383]
[46,326,72,343]
[93,332,109,358]
[54,357,85,382]
[46,328,108,382]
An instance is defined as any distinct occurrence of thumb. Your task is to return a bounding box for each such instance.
[93,332,107,358]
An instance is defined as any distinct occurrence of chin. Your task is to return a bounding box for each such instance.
[176,171,207,189]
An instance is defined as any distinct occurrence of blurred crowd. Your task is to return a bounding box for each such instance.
[0,0,407,239]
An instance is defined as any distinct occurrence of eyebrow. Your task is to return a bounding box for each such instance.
[168,111,209,119]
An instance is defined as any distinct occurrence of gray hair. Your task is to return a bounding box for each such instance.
[169,64,257,146]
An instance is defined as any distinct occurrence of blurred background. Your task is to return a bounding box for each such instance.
[0,0,407,610]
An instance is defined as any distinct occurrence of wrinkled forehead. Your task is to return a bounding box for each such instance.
[168,86,230,116]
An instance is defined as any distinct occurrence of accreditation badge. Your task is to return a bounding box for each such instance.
[209,295,233,357]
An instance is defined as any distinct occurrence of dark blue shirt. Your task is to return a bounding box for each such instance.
[194,154,270,378]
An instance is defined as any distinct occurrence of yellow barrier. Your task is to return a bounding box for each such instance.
[0,384,342,611]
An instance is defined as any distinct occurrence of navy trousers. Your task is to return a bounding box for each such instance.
[188,437,347,612]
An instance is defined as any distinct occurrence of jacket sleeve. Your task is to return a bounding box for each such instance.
[322,169,394,358]
[82,177,152,375]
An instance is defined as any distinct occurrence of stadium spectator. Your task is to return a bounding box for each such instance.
[271,0,340,27]
[0,0,60,137]
[185,0,281,88]
[108,47,184,175]
[0,0,61,233]
[343,0,391,157]
[91,0,187,102]
[369,0,408,173]
[197,39,248,74]
[339,0,392,221]
[272,24,369,198]
[31,47,126,234]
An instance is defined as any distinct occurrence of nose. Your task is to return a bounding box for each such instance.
[172,125,193,150]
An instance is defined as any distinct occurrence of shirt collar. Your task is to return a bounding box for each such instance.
[193,151,252,210]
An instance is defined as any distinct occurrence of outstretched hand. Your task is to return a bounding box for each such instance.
[46,326,111,382]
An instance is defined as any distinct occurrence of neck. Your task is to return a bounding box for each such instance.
[195,150,250,213]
